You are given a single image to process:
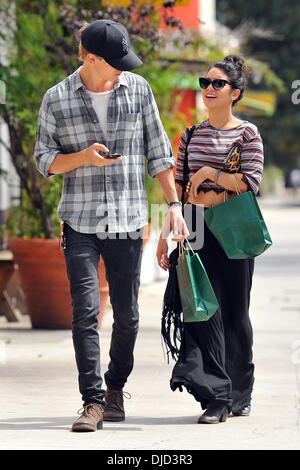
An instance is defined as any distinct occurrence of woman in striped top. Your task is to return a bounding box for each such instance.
[157,55,264,424]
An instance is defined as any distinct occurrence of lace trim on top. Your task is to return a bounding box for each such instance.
[175,180,235,195]
[197,186,234,195]
[198,174,253,195]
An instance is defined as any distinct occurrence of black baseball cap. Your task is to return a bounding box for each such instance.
[81,19,143,71]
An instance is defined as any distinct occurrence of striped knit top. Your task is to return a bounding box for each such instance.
[175,120,264,195]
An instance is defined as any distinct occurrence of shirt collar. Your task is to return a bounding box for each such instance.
[70,67,85,92]
[115,73,129,88]
[70,67,129,92]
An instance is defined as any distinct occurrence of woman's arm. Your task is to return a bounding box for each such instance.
[188,167,248,199]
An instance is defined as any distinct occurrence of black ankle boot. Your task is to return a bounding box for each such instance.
[197,403,229,424]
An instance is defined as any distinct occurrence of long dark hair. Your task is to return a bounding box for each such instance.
[208,55,251,106]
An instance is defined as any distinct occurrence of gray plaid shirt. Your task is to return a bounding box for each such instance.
[34,67,175,233]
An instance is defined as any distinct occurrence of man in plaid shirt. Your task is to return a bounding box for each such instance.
[34,19,188,432]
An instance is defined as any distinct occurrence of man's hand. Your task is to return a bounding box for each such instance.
[83,143,122,167]
[168,205,189,242]
[156,207,189,270]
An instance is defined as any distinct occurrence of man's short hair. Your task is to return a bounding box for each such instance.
[78,23,102,61]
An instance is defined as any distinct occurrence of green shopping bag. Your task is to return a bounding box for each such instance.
[176,241,219,322]
[204,189,273,260]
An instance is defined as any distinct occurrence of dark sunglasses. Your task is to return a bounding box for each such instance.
[199,77,235,90]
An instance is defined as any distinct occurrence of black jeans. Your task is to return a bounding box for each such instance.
[63,222,144,407]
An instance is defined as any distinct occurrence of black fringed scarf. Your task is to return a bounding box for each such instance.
[161,246,184,362]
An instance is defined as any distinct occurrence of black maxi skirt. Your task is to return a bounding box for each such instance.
[170,204,255,411]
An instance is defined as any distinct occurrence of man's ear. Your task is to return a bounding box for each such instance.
[87,53,99,65]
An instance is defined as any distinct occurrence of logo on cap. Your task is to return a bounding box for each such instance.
[122,36,129,54]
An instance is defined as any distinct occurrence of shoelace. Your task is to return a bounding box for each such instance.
[77,404,102,418]
[106,390,131,399]
[106,390,131,410]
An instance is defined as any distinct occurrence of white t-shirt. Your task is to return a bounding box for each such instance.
[86,89,114,140]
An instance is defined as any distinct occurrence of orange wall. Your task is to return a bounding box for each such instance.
[158,1,199,161]
[172,89,196,161]
[173,89,196,127]
[159,0,200,30]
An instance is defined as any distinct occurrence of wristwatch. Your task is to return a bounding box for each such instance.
[168,201,182,208]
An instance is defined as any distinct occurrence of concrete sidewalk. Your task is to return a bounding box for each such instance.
[0,197,300,450]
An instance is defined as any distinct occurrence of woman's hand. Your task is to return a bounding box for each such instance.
[188,167,214,199]
[156,233,171,271]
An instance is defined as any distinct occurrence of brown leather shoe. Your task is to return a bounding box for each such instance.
[71,403,104,432]
[103,388,130,422]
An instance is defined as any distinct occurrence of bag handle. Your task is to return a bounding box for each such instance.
[224,174,241,201]
[232,174,241,194]
[177,126,197,258]
[181,125,196,207]
[185,238,195,255]
[179,238,195,256]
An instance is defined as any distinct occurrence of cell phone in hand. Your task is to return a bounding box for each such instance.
[105,153,122,159]
[98,150,122,159]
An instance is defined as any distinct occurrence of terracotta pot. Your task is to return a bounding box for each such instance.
[9,238,109,329]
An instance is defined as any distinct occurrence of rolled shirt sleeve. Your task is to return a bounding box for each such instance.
[142,82,175,178]
[33,91,62,178]
[240,125,264,194]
